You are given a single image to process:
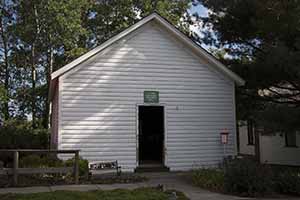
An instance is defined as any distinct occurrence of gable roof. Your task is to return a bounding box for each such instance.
[50,13,245,99]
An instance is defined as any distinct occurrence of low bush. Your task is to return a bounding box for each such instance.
[65,156,89,177]
[19,155,88,177]
[0,120,49,149]
[19,155,64,168]
[20,155,45,168]
[0,120,49,165]
[192,161,273,196]
[223,158,273,197]
[192,168,224,192]
[192,158,300,197]
[273,167,300,195]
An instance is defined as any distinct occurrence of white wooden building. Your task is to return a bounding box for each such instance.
[239,121,300,166]
[49,13,245,172]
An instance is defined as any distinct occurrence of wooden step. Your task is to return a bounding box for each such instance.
[135,165,170,173]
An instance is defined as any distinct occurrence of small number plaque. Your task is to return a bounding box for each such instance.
[144,91,159,103]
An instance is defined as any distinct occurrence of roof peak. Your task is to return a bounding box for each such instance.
[51,12,244,86]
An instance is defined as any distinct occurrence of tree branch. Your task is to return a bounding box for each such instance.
[239,89,300,106]
[237,37,266,54]
[273,84,299,91]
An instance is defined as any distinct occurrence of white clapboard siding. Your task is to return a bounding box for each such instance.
[59,22,236,171]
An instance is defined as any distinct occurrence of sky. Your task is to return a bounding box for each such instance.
[188,3,212,50]
[189,3,209,17]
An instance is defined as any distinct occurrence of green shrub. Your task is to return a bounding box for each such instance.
[0,120,49,165]
[193,159,300,197]
[46,155,64,167]
[20,155,45,168]
[273,167,300,195]
[192,168,225,192]
[65,156,89,177]
[19,155,88,177]
[20,155,64,168]
[224,158,273,197]
[0,120,49,149]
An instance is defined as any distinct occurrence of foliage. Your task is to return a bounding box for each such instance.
[192,168,224,192]
[19,155,64,168]
[256,104,300,133]
[87,0,190,46]
[190,0,300,132]
[136,0,191,32]
[223,158,273,196]
[0,120,49,150]
[19,154,89,177]
[65,156,89,177]
[0,120,49,165]
[192,158,300,197]
[272,166,300,196]
[0,188,189,200]
[13,0,92,128]
[0,0,190,128]
[86,0,137,46]
[2,155,89,187]
[19,155,47,168]
[0,0,16,121]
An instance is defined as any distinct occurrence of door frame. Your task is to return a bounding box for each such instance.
[136,104,167,167]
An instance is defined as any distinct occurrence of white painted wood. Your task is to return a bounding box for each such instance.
[51,13,157,80]
[260,133,300,166]
[239,122,300,166]
[58,22,237,171]
[238,122,255,155]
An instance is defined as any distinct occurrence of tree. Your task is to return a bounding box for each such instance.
[192,0,300,117]
[15,0,42,127]
[86,0,190,47]
[40,0,90,128]
[0,0,16,121]
[15,0,90,128]
[86,0,137,47]
[135,0,191,31]
[190,0,300,158]
[0,0,191,128]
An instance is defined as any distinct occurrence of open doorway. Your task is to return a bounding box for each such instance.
[138,106,164,166]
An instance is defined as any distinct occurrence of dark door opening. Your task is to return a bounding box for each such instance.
[138,106,164,165]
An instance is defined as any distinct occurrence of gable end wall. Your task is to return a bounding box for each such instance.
[57,22,237,171]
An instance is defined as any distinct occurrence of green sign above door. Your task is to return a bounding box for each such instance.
[144,91,159,103]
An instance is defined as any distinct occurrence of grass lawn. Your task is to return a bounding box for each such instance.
[0,173,148,188]
[0,188,189,200]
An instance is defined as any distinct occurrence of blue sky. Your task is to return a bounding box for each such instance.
[189,3,209,17]
[187,3,212,50]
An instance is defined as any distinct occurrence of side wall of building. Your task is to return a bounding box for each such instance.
[50,82,59,149]
[239,123,300,166]
[260,133,300,166]
[58,21,237,171]
[238,122,255,155]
